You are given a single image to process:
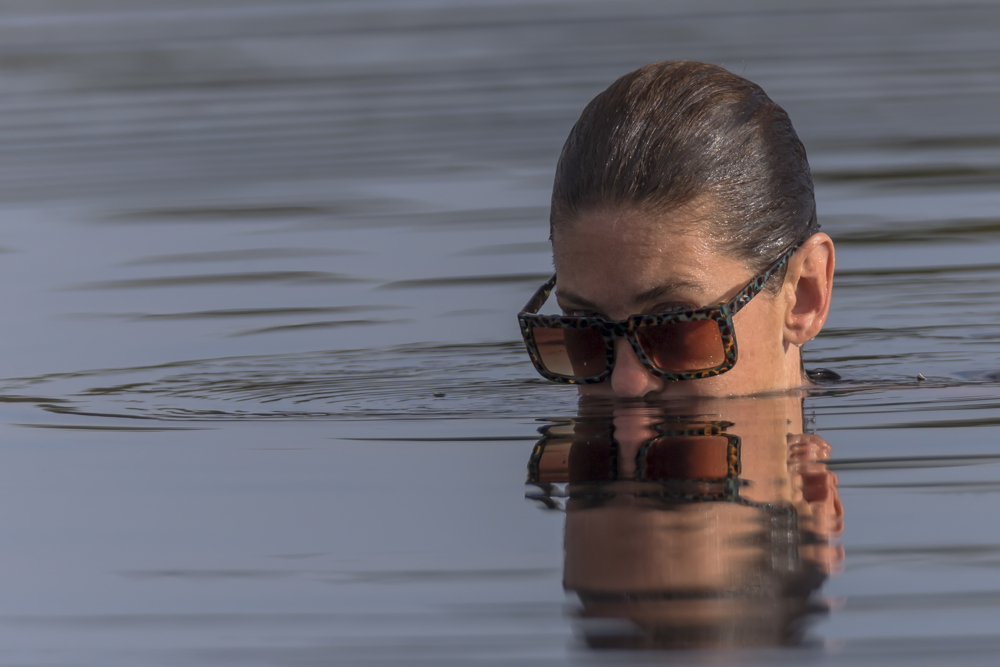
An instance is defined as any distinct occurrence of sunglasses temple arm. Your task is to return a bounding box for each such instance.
[521,273,557,314]
[724,245,799,315]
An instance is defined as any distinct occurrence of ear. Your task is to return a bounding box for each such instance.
[782,233,835,347]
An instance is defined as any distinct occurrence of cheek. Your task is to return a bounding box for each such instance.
[730,296,786,364]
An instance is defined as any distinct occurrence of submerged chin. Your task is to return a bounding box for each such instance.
[575,372,804,399]
[577,377,720,399]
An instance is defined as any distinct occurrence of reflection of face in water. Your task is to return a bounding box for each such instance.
[526,396,843,650]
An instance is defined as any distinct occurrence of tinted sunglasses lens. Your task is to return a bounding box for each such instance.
[640,435,732,481]
[635,319,725,373]
[529,437,617,483]
[567,437,616,482]
[531,325,607,379]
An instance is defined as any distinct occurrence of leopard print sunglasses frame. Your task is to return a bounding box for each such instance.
[525,419,743,504]
[517,243,800,384]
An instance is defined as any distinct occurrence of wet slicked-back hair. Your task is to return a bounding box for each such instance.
[551,61,818,286]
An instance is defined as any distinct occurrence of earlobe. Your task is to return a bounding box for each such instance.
[784,233,835,346]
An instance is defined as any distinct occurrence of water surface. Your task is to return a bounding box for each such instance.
[2,1,1000,664]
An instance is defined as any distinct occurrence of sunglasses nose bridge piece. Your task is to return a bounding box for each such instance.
[609,322,630,338]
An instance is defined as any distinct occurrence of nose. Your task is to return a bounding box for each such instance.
[609,338,664,398]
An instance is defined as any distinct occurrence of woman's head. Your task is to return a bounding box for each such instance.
[550,60,818,277]
[521,61,835,398]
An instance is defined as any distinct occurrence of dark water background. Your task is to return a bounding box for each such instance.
[2,1,1000,664]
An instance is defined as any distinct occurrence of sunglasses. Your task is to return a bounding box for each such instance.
[526,419,741,503]
[517,244,800,383]
[525,418,795,516]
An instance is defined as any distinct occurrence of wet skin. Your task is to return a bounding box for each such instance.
[557,395,844,646]
[551,202,835,398]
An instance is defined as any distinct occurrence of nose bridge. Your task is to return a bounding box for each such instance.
[611,336,637,365]
[609,335,662,397]
[609,319,643,361]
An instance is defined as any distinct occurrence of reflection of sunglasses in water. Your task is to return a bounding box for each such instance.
[527,420,741,503]
[517,244,799,383]
[526,420,796,517]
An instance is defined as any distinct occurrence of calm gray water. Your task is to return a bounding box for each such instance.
[2,0,1000,664]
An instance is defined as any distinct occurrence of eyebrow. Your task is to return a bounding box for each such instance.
[557,279,707,313]
[633,280,707,304]
[555,290,603,312]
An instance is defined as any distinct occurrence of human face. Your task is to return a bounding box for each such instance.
[550,206,803,398]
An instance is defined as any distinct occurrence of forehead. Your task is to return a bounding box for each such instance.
[552,207,748,311]
[554,208,710,272]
